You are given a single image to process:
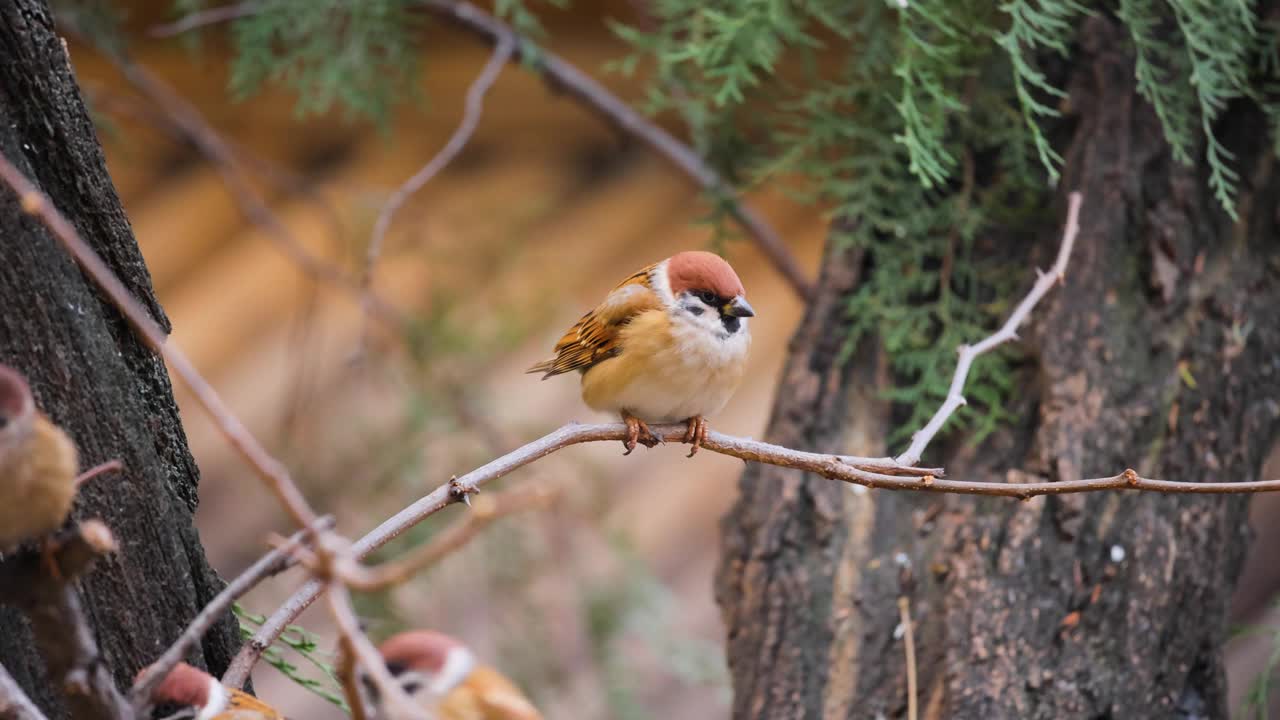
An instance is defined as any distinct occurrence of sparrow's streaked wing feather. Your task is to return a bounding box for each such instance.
[527,264,661,378]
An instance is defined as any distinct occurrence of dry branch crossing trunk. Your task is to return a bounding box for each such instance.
[0,2,241,717]
[716,12,1280,720]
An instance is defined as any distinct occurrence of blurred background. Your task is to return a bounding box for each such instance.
[62,1,1278,718]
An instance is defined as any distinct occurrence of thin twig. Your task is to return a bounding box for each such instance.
[0,660,49,720]
[146,0,814,300]
[70,41,405,329]
[73,459,123,488]
[361,35,513,349]
[128,517,335,714]
[336,636,371,720]
[898,596,917,720]
[0,150,319,531]
[326,586,428,720]
[149,1,258,37]
[225,418,1280,684]
[895,191,1084,466]
[418,0,813,300]
[290,484,557,592]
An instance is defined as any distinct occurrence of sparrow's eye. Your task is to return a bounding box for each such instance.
[696,290,718,305]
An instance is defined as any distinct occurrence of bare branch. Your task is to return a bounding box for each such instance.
[894,191,1084,466]
[149,1,257,37]
[417,0,813,300]
[0,521,129,720]
[0,150,319,530]
[227,417,1280,685]
[128,517,335,714]
[223,580,321,688]
[362,35,514,345]
[326,586,428,720]
[0,661,49,720]
[296,485,557,592]
[336,635,371,720]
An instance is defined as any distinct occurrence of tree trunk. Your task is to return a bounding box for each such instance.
[716,11,1280,720]
[0,2,241,717]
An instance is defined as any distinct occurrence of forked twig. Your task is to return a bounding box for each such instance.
[128,518,335,714]
[894,192,1083,466]
[285,484,557,592]
[361,35,514,347]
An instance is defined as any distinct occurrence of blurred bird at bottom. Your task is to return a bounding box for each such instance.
[0,364,79,554]
[366,630,542,720]
[140,661,284,720]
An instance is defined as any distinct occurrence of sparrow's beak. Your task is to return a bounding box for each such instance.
[723,296,755,318]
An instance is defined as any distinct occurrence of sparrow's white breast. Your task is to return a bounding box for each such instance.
[580,308,749,422]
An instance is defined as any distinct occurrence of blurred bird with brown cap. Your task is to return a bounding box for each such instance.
[138,661,284,719]
[0,364,79,556]
[365,630,542,720]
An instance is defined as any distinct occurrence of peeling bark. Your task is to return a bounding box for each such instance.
[717,11,1280,720]
[0,2,240,717]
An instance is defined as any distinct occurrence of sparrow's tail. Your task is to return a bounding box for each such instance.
[525,358,556,379]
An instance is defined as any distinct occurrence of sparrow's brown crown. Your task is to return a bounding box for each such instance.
[140,662,213,709]
[0,364,33,435]
[378,630,464,674]
[666,251,746,300]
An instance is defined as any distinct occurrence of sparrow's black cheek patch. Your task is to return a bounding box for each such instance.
[721,315,741,334]
[685,305,705,316]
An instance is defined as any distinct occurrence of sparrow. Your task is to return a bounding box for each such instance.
[0,364,79,554]
[366,630,542,720]
[527,250,754,456]
[138,661,284,720]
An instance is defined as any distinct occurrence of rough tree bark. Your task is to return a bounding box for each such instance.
[716,10,1280,720]
[0,2,241,717]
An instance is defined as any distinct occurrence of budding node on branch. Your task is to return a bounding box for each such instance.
[1122,468,1140,486]
[448,475,478,506]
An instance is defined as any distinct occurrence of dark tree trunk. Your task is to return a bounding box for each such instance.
[0,2,241,717]
[716,11,1280,720]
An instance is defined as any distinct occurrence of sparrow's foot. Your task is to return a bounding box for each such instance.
[622,412,661,455]
[682,416,708,457]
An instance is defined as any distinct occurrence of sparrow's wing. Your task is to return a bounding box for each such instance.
[527,265,662,378]
[219,688,286,719]
[458,667,543,720]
